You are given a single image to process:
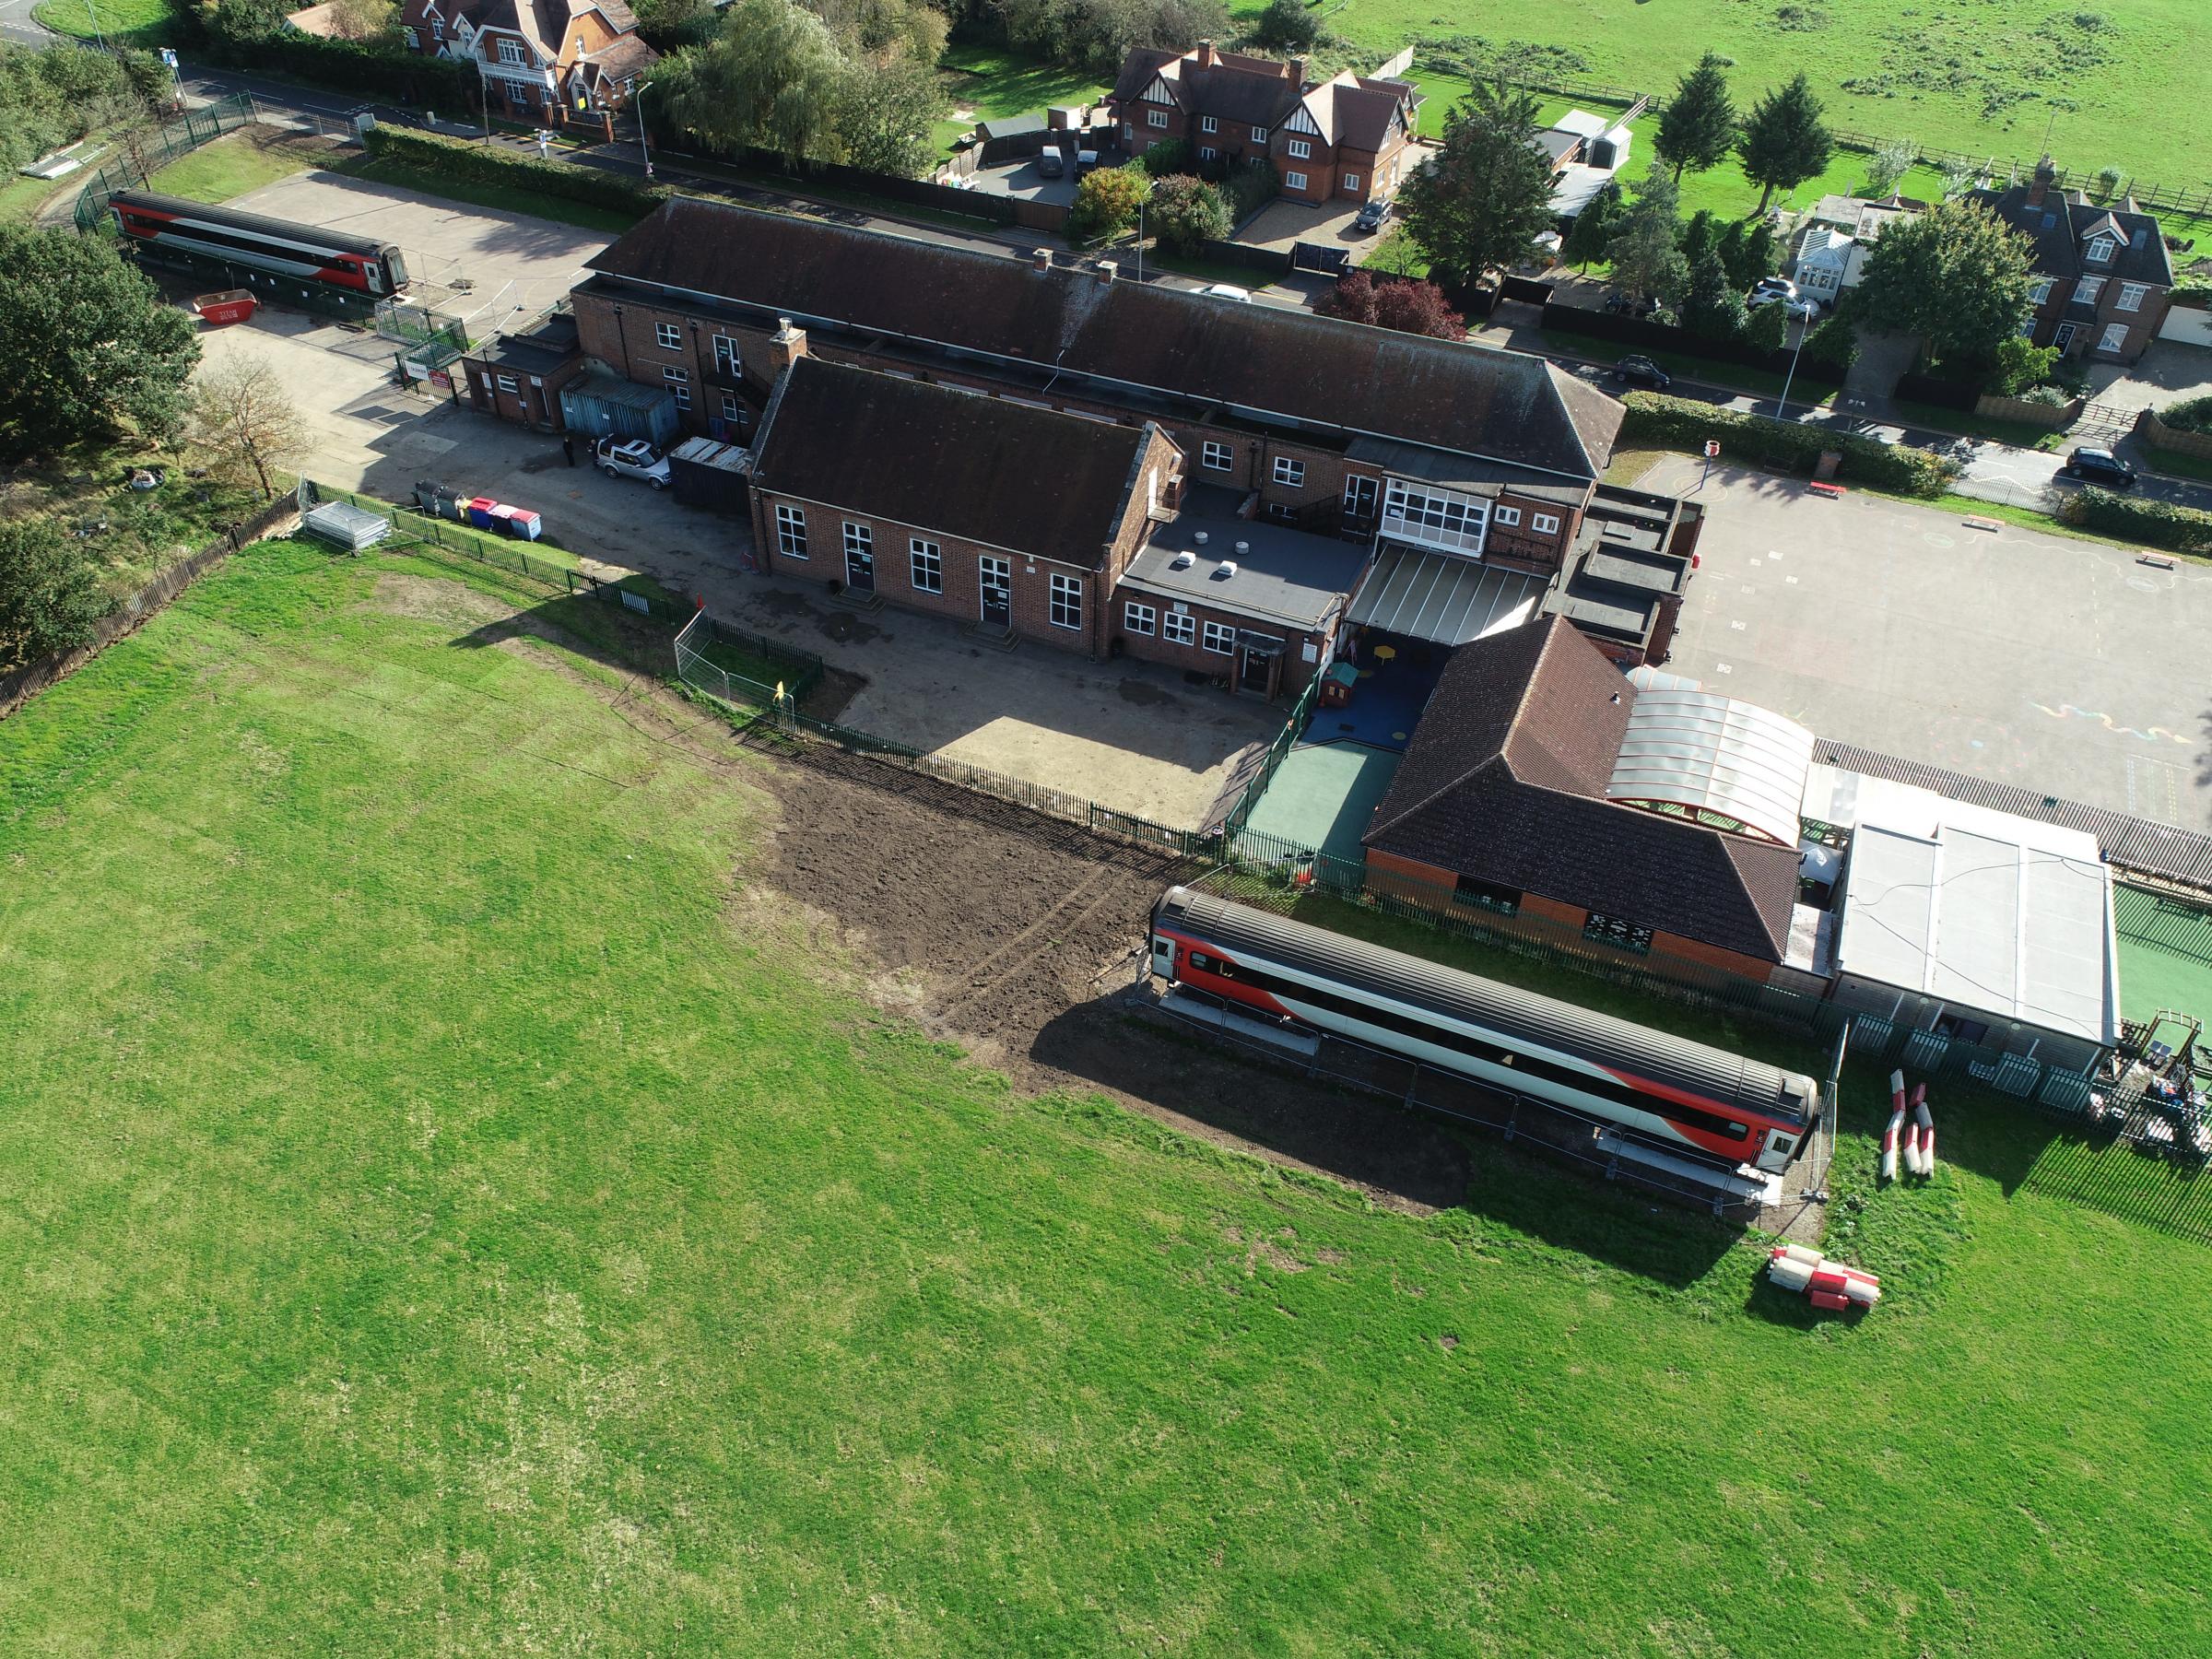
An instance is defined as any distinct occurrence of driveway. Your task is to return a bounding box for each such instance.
[2083,339,2212,413]
[1648,454,2212,830]
[1236,197,1384,264]
[952,155,1077,209]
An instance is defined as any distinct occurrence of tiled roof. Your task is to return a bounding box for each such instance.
[585,198,1621,479]
[749,358,1155,571]
[1299,76,1406,152]
[1109,46,1304,129]
[1969,184,2173,288]
[1363,618,1801,960]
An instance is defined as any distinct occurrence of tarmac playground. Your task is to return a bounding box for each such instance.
[1234,641,1444,864]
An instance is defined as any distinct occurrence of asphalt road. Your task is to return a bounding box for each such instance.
[0,0,49,47]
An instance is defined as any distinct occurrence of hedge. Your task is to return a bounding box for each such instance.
[203,36,479,108]
[2058,488,2212,557]
[1618,393,1957,497]
[360,127,666,218]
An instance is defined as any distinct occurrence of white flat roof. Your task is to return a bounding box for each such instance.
[1551,110,1610,138]
[1829,772,2118,1046]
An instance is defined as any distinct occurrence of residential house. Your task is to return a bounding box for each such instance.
[1107,41,1420,205]
[1361,616,1810,979]
[397,0,657,124]
[1788,194,1922,303]
[1971,160,2174,362]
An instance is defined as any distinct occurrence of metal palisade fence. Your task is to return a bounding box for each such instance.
[71,94,259,233]
[1222,671,1322,840]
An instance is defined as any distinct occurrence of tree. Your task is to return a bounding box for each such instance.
[1397,80,1557,285]
[1318,271,1466,339]
[1854,198,2038,366]
[1988,334,2060,396]
[1677,207,1719,268]
[1738,74,1832,212]
[1248,0,1320,52]
[0,227,198,460]
[832,50,945,177]
[1067,163,1152,242]
[1744,298,1788,352]
[1680,250,1747,343]
[1862,136,1916,198]
[1720,218,1779,288]
[1559,178,1622,271]
[189,355,308,501]
[653,0,844,165]
[1602,161,1687,308]
[0,518,108,669]
[1146,173,1228,254]
[325,0,398,41]
[1654,52,1735,182]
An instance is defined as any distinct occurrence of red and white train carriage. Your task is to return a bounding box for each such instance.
[109,191,410,297]
[1149,886,1819,1175]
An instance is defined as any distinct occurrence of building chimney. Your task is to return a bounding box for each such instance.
[1032,247,1053,273]
[1096,261,1117,284]
[1288,57,1307,88]
[768,316,808,374]
[2027,154,2056,208]
[1195,39,1218,68]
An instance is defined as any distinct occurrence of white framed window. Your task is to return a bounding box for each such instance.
[1492,506,1521,527]
[2030,277,2054,305]
[2086,236,2113,265]
[1284,171,1309,192]
[655,321,680,349]
[719,392,740,420]
[403,25,418,46]
[775,503,807,559]
[1272,456,1305,488]
[712,335,739,375]
[1201,440,1233,472]
[1251,126,1267,144]
[910,538,942,593]
[1147,109,1169,130]
[1202,620,1235,655]
[2116,282,2148,313]
[2073,275,2105,304]
[1343,173,1360,193]
[1532,513,1560,535]
[431,19,443,39]
[1199,146,1219,162]
[1161,609,1195,645]
[498,39,525,65]
[843,521,872,559]
[1382,477,1488,554]
[1200,116,1218,135]
[1124,601,1156,636]
[1286,138,1312,159]
[2099,322,2128,354]
[663,365,689,408]
[1049,572,1083,630]
[495,373,519,394]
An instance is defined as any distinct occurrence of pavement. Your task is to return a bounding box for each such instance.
[1650,454,2212,830]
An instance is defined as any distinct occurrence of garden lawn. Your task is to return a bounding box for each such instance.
[935,41,1109,154]
[145,130,332,206]
[1258,0,2210,186]
[326,151,646,236]
[2,541,2210,1653]
[31,0,176,46]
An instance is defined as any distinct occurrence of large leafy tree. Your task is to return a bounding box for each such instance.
[832,49,945,177]
[190,354,309,501]
[0,518,108,670]
[1067,163,1153,242]
[0,227,198,460]
[1602,161,1688,308]
[653,0,844,165]
[1738,73,1833,212]
[1319,271,1466,340]
[1146,173,1230,254]
[1854,198,2038,366]
[1398,80,1558,285]
[1654,52,1736,182]
[1680,249,1748,343]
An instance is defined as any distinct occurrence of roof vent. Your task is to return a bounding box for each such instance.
[1234,540,1250,554]
[1215,559,1239,578]
[1169,550,1195,570]
[1194,530,1208,545]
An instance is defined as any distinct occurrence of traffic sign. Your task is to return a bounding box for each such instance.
[1704,441,1721,458]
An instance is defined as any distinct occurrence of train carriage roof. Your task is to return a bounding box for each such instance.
[1159,887,1818,1125]
[110,191,396,260]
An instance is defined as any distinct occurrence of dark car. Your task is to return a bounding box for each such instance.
[1354,197,1392,233]
[1034,148,1065,179]
[1612,355,1672,391]
[2062,446,2137,488]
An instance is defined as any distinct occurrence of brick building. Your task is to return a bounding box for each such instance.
[747,350,1182,659]
[1362,617,1808,980]
[1106,41,1420,205]
[458,311,584,429]
[398,0,656,124]
[1971,161,2174,363]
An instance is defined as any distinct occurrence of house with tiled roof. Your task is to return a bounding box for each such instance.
[1107,41,1421,205]
[1971,159,2174,363]
[1362,616,1808,976]
[398,0,656,125]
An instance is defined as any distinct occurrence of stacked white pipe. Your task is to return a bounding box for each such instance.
[1767,1241,1881,1312]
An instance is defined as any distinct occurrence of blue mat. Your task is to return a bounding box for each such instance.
[1305,656,1439,753]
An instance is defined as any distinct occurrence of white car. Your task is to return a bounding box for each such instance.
[594,437,671,488]
[1747,278,1818,321]
[1198,283,1253,303]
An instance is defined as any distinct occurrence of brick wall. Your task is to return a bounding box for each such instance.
[1111,583,1329,697]
[463,359,576,429]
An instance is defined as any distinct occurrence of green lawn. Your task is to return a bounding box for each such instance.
[935,41,1110,154]
[1249,0,2211,188]
[31,0,176,47]
[145,131,331,206]
[4,541,2212,1651]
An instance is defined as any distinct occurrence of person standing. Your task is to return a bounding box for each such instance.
[562,434,576,467]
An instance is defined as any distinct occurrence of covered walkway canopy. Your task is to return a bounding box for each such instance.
[1347,545,1545,646]
[1604,688,1816,849]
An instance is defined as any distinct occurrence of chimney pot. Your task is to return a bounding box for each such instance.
[1033,247,1052,272]
[1194,530,1208,544]
[1096,261,1117,283]
[1234,540,1250,554]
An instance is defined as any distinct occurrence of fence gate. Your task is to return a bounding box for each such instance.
[1290,241,1350,276]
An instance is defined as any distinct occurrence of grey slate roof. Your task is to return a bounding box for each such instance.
[586,197,1623,479]
[1968,183,2174,288]
[750,359,1151,571]
[1363,617,1802,961]
[1124,515,1367,630]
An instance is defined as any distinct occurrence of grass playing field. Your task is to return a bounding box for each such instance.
[1283,0,2211,189]
[3,541,2210,1652]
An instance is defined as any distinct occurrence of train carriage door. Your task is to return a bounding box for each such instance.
[1152,933,1177,981]
[363,260,384,295]
[1762,1128,1797,1171]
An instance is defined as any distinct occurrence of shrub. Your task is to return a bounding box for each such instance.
[1220,158,1279,223]
[1067,163,1152,242]
[1802,308,1859,370]
[2016,383,2073,408]
[0,517,109,671]
[1135,138,1194,178]
[2058,487,2212,556]
[359,126,666,217]
[1618,392,1957,496]
[1317,271,1466,339]
[1987,334,2060,397]
[2159,394,2212,435]
[1146,173,1229,254]
[1247,0,1323,52]
[1744,300,1788,352]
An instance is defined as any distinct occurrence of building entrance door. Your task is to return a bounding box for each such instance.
[980,556,1011,629]
[845,541,874,593]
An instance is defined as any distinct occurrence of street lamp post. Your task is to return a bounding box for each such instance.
[626,78,655,181]
[1135,196,1145,283]
[1775,312,1809,421]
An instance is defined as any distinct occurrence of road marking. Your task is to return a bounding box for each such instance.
[1785,575,1799,584]
[1731,620,1746,630]
[1715,663,1733,675]
[1740,583,1755,594]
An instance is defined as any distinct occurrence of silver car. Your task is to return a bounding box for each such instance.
[594,437,671,488]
